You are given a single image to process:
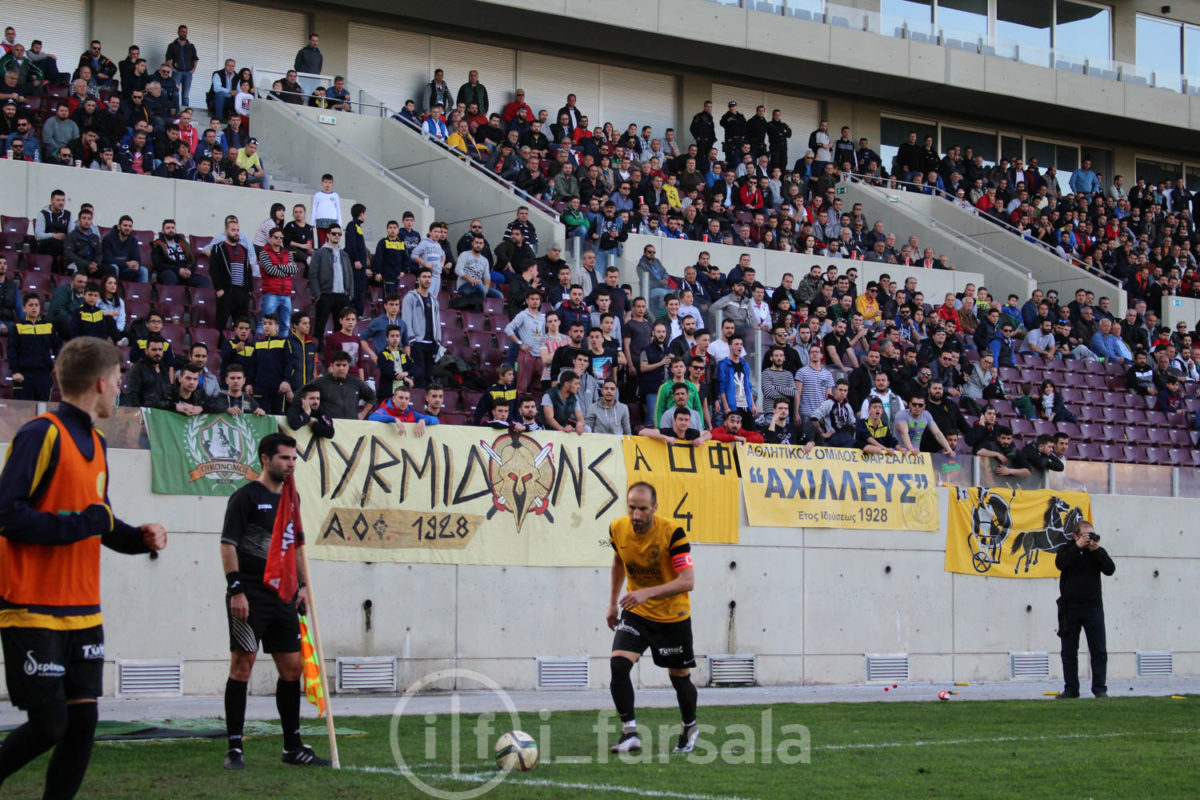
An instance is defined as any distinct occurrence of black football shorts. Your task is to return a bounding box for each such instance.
[1,625,105,710]
[227,582,301,654]
[611,610,696,669]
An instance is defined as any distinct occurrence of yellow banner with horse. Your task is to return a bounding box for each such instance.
[945,488,1093,578]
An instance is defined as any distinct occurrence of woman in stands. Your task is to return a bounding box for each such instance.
[96,275,125,336]
[235,67,254,93]
[1037,379,1076,425]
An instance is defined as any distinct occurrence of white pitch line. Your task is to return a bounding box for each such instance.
[812,728,1198,751]
[348,765,754,800]
[346,728,1198,798]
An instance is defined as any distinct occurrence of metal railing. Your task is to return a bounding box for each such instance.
[850,174,1120,287]
[251,69,392,118]
[252,88,430,204]
[252,64,558,220]
[385,109,559,220]
[712,0,1200,95]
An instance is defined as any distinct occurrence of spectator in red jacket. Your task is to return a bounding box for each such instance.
[501,89,533,123]
[709,409,764,444]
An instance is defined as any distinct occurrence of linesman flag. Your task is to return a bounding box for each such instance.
[298,613,326,716]
[263,475,302,600]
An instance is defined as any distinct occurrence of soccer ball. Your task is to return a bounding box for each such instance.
[494,730,538,772]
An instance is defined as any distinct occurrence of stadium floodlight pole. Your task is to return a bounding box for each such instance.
[299,543,341,769]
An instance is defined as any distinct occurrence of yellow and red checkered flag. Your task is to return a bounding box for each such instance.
[298,613,325,717]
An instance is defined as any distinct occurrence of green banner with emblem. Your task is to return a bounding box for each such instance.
[144,409,279,495]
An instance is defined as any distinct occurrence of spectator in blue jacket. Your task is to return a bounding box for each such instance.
[1088,318,1132,365]
[1069,157,1100,198]
[101,215,148,283]
[988,322,1017,368]
[717,336,757,427]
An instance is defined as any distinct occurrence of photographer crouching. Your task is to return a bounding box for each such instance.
[1055,520,1115,699]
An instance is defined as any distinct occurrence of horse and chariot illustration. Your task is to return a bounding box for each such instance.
[957,488,1085,575]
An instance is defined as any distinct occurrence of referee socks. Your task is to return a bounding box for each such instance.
[277,679,303,751]
[225,677,248,751]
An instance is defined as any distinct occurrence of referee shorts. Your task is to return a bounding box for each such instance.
[0,625,105,710]
[611,610,696,670]
[227,583,301,655]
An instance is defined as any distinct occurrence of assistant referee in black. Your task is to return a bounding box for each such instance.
[220,432,330,769]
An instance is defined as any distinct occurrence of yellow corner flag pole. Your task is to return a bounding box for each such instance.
[299,543,341,769]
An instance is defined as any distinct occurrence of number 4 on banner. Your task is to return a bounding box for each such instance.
[673,493,693,532]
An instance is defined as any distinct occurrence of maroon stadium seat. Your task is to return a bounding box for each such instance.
[1147,427,1171,445]
[159,322,188,345]
[21,273,54,297]
[124,298,152,322]
[1061,387,1086,405]
[1144,410,1169,428]
[1168,428,1192,447]
[189,326,219,353]
[1032,420,1057,437]
[1135,446,1158,465]
[1058,421,1082,440]
[1011,418,1035,438]
[21,254,53,273]
[155,284,188,304]
[0,216,29,235]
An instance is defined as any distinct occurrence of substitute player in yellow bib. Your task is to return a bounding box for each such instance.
[607,481,699,755]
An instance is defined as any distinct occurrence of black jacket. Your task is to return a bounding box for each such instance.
[690,110,715,145]
[286,402,335,438]
[1055,543,1115,608]
[209,240,253,293]
[121,359,172,408]
[719,111,747,141]
[160,384,223,413]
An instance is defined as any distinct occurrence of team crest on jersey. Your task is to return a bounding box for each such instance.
[184,415,262,487]
[478,432,555,532]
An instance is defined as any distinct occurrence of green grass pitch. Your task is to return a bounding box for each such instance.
[2,696,1197,798]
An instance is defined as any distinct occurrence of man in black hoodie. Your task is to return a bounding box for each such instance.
[1055,519,1115,699]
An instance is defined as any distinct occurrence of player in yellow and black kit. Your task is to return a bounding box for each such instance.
[0,338,167,799]
[607,481,699,755]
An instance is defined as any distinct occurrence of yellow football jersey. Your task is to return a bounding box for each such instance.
[609,515,692,623]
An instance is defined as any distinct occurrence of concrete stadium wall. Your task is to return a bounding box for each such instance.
[1,446,1194,699]
[1161,296,1200,332]
[252,103,562,255]
[834,182,1037,306]
[378,119,566,255]
[251,100,434,239]
[0,158,353,239]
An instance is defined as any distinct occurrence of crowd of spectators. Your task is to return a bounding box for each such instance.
[4,49,1200,479]
[1,24,269,187]
[881,133,1200,308]
[392,63,1200,342]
